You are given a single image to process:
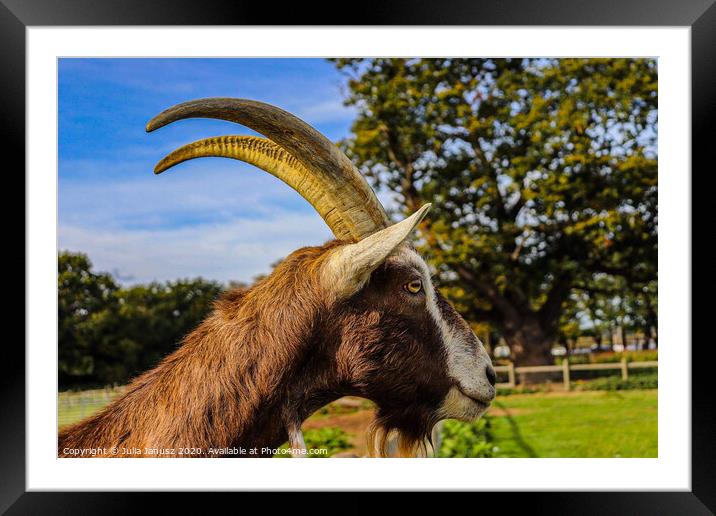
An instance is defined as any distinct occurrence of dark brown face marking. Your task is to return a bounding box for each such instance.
[328,258,453,443]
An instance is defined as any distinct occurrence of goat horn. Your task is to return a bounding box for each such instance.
[324,203,432,299]
[154,135,365,241]
[146,98,390,241]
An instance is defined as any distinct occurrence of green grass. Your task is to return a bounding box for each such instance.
[488,389,657,457]
[58,387,125,429]
[58,400,111,428]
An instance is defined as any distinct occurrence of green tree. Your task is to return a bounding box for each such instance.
[58,252,119,388]
[114,279,223,376]
[59,251,224,389]
[333,58,657,364]
[567,274,658,350]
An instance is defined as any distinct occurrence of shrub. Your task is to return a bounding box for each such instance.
[437,418,500,458]
[591,350,658,364]
[556,350,658,366]
[556,354,590,365]
[497,384,549,396]
[303,427,351,456]
[573,372,658,391]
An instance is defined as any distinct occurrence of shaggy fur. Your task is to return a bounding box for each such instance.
[58,240,461,458]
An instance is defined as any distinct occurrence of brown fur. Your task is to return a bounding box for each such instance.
[58,241,454,458]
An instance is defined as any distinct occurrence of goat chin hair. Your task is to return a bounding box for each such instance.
[366,422,434,458]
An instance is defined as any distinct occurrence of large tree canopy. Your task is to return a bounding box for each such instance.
[333,58,657,364]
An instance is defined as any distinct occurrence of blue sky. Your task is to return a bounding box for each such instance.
[59,58,371,284]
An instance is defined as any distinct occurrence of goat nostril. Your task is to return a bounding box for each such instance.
[485,365,496,387]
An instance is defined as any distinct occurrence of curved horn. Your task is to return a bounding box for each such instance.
[154,135,367,241]
[324,203,432,299]
[146,98,390,241]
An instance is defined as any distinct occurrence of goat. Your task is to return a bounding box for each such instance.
[58,98,496,458]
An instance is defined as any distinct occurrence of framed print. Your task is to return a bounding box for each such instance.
[5,0,713,512]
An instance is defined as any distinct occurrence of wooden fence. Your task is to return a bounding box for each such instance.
[58,359,658,428]
[494,359,658,390]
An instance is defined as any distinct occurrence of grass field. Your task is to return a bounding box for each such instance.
[488,389,657,457]
[58,387,126,429]
[58,387,657,458]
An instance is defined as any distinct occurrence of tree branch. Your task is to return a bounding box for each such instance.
[583,262,652,285]
[572,283,620,297]
[467,134,509,224]
[538,273,574,325]
[454,264,522,322]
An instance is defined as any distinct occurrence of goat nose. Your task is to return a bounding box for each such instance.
[485,365,496,387]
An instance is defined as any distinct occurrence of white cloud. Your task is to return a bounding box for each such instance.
[59,159,314,230]
[59,213,333,285]
[294,98,356,125]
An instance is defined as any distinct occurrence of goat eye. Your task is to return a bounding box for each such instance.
[404,279,423,294]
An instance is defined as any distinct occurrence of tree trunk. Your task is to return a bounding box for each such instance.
[645,306,658,348]
[502,315,555,366]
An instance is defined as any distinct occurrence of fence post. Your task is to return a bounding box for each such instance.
[562,359,571,391]
[621,357,628,381]
[507,361,516,388]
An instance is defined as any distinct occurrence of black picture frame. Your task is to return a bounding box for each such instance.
[4,0,712,512]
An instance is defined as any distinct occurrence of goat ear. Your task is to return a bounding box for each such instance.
[324,203,432,299]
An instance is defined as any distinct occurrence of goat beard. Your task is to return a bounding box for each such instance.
[366,419,437,458]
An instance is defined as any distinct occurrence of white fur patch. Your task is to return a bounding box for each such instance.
[392,248,495,420]
[288,426,307,459]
